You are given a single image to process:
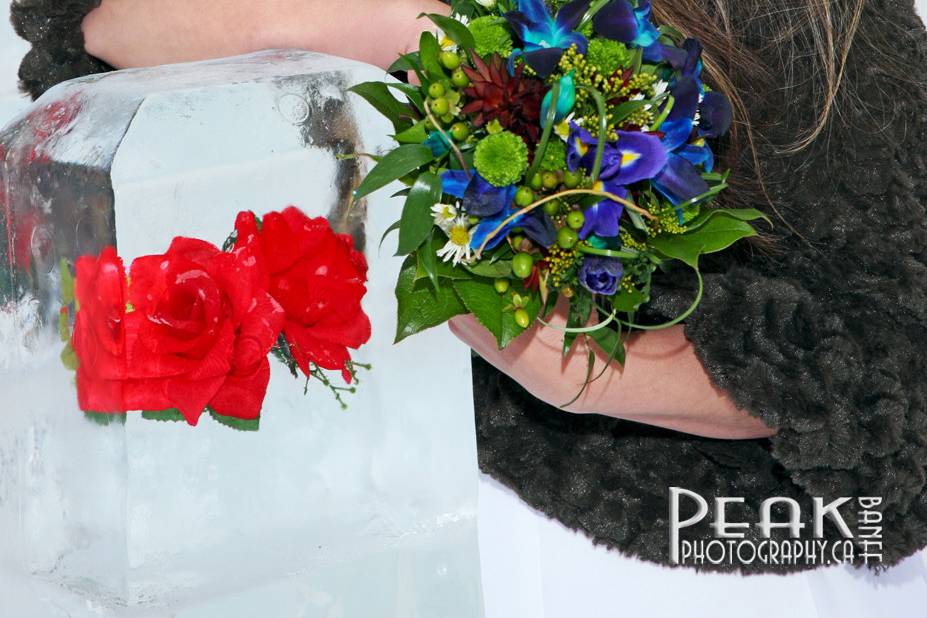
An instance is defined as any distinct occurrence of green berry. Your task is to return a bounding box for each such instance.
[428,82,446,98]
[440,52,461,70]
[510,234,525,248]
[512,252,534,279]
[468,215,480,225]
[557,227,579,249]
[566,210,585,230]
[562,170,581,189]
[515,187,534,207]
[450,122,469,141]
[542,171,559,190]
[451,69,470,88]
[430,97,450,116]
[543,200,561,216]
[529,173,544,190]
[514,308,531,329]
[494,278,511,294]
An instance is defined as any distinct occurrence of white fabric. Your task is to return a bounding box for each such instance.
[478,474,927,617]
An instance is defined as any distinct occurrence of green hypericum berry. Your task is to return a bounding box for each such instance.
[543,200,561,216]
[514,308,531,329]
[473,131,529,187]
[431,97,450,116]
[515,186,535,206]
[542,171,559,190]
[566,210,585,230]
[529,173,544,190]
[562,170,581,188]
[512,252,534,278]
[440,51,461,70]
[494,278,511,294]
[557,227,579,249]
[452,69,470,88]
[450,122,469,141]
[510,234,525,248]
[428,83,446,98]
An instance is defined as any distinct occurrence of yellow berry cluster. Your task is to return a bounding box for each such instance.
[619,228,647,250]
[545,244,577,288]
[647,205,687,235]
[618,274,637,294]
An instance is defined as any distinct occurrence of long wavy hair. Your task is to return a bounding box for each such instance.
[649,0,872,244]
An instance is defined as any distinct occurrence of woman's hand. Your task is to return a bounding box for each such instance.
[449,297,779,439]
[83,0,451,72]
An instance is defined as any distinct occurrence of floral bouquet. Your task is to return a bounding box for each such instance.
[60,207,371,430]
[351,0,766,391]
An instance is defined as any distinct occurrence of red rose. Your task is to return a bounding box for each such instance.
[72,246,130,413]
[235,207,370,382]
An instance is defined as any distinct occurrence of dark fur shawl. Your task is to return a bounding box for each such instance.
[11,0,927,574]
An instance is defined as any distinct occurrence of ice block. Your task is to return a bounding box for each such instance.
[0,50,483,616]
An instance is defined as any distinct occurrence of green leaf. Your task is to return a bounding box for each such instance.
[564,293,592,355]
[386,83,425,114]
[397,172,443,255]
[419,31,446,82]
[379,220,402,252]
[353,144,434,201]
[419,13,476,50]
[83,411,127,426]
[650,215,757,268]
[389,53,426,85]
[209,409,260,432]
[611,285,649,313]
[609,99,647,125]
[142,409,187,423]
[418,230,441,293]
[588,326,626,366]
[453,279,541,349]
[463,259,513,279]
[684,208,771,232]
[59,258,74,305]
[395,256,467,343]
[348,82,413,132]
[394,120,428,145]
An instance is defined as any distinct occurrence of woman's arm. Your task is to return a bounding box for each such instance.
[81,0,451,72]
[449,302,779,440]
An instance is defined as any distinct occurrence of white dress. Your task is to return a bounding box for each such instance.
[478,475,927,618]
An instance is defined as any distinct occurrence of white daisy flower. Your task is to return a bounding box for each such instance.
[629,92,646,101]
[436,217,475,266]
[653,80,670,97]
[431,203,459,230]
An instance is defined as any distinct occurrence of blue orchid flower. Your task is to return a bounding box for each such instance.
[541,70,576,124]
[592,0,660,48]
[470,201,557,251]
[441,169,517,217]
[505,0,591,77]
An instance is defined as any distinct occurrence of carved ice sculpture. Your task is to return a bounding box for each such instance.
[0,50,483,616]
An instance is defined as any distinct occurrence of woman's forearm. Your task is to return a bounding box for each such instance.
[82,0,451,71]
[449,308,778,440]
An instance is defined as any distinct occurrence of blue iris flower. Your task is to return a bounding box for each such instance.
[505,0,590,77]
[592,0,660,48]
[470,201,557,251]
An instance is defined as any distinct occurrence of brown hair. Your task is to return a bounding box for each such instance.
[649,0,867,245]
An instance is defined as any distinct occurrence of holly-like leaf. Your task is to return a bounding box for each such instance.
[209,409,260,432]
[348,82,413,132]
[650,214,757,268]
[141,409,186,422]
[353,144,434,201]
[415,236,472,282]
[397,172,443,255]
[395,256,467,343]
[419,13,476,50]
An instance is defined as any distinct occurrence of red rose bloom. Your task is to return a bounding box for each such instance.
[72,246,130,413]
[120,231,285,425]
[236,207,370,382]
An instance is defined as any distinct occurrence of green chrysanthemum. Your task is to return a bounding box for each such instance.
[474,131,529,187]
[539,139,567,172]
[586,39,631,75]
[469,16,513,58]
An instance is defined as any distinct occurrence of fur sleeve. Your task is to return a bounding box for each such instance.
[675,0,927,542]
[10,0,114,100]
